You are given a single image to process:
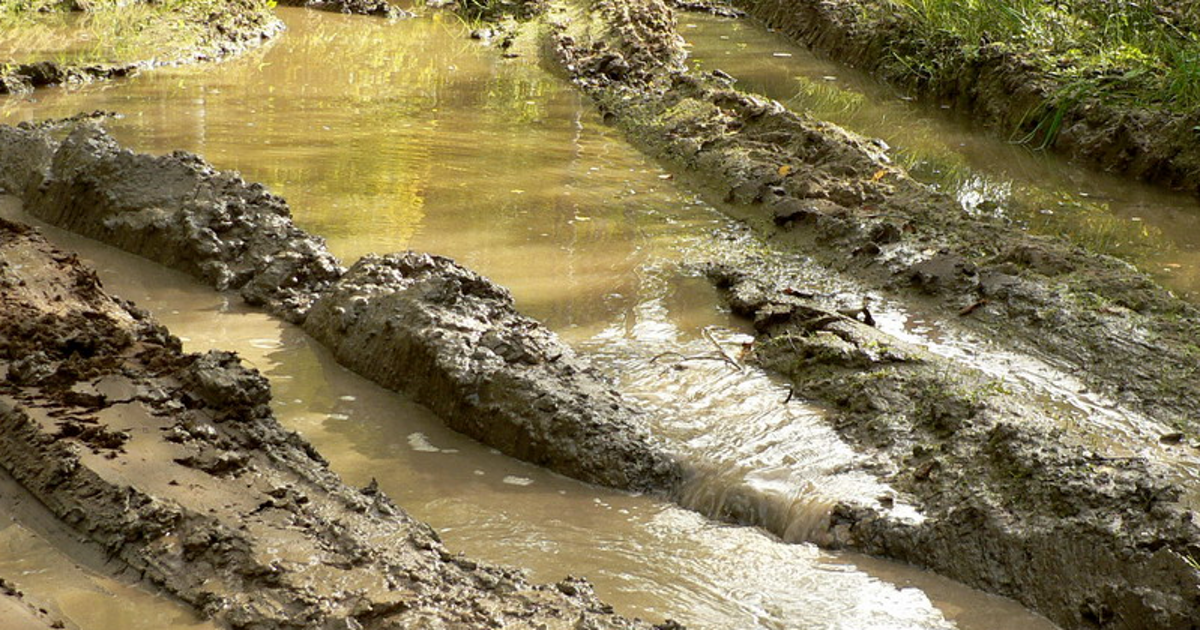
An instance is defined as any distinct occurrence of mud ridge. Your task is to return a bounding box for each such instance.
[543,0,1200,434]
[0,121,681,496]
[0,218,670,629]
[706,259,1200,629]
[0,0,283,96]
[276,0,413,18]
[533,0,1200,626]
[727,0,1200,194]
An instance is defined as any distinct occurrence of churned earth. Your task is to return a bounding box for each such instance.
[0,216,669,630]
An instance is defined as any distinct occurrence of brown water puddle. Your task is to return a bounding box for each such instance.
[0,7,1064,628]
[682,14,1200,302]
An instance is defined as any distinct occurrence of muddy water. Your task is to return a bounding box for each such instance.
[682,15,1200,302]
[0,468,215,630]
[1,198,1055,630]
[682,14,1200,504]
[0,6,1059,627]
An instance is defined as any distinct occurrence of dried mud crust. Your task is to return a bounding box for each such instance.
[0,121,681,497]
[727,0,1200,194]
[275,0,413,18]
[0,218,670,630]
[0,0,283,96]
[544,0,1200,433]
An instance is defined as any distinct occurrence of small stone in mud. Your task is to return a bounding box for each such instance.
[1159,432,1185,445]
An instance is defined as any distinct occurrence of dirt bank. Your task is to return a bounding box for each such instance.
[0,217,670,629]
[705,259,1200,629]
[0,121,681,496]
[276,0,411,18]
[0,0,282,96]
[725,0,1200,194]
[527,0,1200,625]
[304,253,680,491]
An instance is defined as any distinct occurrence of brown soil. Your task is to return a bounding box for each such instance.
[0,217,671,630]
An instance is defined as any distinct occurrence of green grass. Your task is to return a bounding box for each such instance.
[878,0,1200,114]
[1,0,276,66]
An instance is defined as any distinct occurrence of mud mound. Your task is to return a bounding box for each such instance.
[0,218,667,630]
[304,252,682,492]
[1,122,679,496]
[706,263,1200,629]
[276,0,413,18]
[8,124,344,323]
[546,0,1200,432]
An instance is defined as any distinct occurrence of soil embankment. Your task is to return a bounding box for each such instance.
[275,0,410,18]
[721,0,1200,194]
[528,0,1200,626]
[0,121,681,496]
[0,0,282,96]
[0,217,666,630]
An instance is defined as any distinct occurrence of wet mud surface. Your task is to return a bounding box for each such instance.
[544,0,1200,434]
[532,0,1200,625]
[276,0,411,18]
[0,121,677,496]
[4,3,1200,627]
[0,0,282,96]
[0,577,65,630]
[0,217,666,629]
[728,0,1200,194]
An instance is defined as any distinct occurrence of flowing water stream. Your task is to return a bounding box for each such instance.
[5,5,1180,628]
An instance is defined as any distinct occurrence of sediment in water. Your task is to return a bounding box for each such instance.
[0,121,681,496]
[0,0,283,96]
[528,0,1200,625]
[0,218,665,629]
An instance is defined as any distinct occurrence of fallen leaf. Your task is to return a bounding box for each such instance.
[778,165,792,177]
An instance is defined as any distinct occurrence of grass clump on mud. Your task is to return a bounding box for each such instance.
[1,0,279,92]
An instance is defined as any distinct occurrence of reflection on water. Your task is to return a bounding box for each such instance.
[683,16,1200,301]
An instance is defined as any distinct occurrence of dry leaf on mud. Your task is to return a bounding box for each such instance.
[872,169,888,182]
[778,165,792,176]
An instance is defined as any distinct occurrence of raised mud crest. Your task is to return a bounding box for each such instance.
[0,217,670,629]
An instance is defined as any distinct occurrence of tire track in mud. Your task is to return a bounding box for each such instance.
[525,0,1200,625]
